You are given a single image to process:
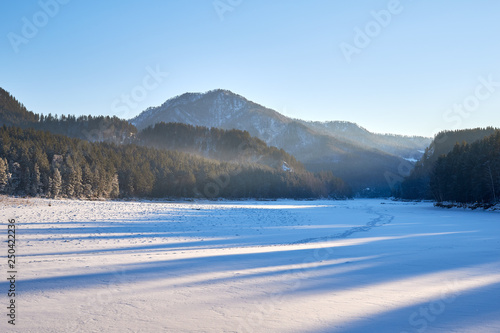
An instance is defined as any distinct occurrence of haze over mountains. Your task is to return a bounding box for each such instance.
[131,89,430,159]
[2,86,498,200]
[131,89,432,194]
[0,87,352,199]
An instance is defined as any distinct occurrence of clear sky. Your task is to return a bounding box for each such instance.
[1,0,499,137]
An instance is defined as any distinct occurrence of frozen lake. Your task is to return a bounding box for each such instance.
[2,197,500,332]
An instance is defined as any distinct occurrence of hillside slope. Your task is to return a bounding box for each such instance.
[399,127,499,199]
[137,122,304,172]
[0,87,136,144]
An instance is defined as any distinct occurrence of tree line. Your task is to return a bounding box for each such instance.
[0,87,136,144]
[398,127,499,201]
[0,126,352,199]
[430,131,500,204]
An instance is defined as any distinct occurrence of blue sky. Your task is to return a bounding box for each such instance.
[1,0,499,137]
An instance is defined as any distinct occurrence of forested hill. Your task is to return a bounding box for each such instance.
[0,87,38,126]
[138,122,304,171]
[0,126,352,199]
[431,130,500,204]
[398,127,499,200]
[417,128,498,171]
[1,88,304,173]
[0,88,136,144]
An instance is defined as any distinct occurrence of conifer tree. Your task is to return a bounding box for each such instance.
[110,174,120,198]
[8,161,21,195]
[30,163,42,196]
[0,158,9,193]
[51,168,62,198]
[82,164,93,198]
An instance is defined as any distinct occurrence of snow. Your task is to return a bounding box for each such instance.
[130,92,204,127]
[2,197,500,332]
[428,146,435,157]
[404,157,418,163]
[282,161,292,172]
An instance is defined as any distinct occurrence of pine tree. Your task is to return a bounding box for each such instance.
[110,174,120,198]
[73,166,83,198]
[30,163,42,196]
[64,166,76,197]
[8,161,21,195]
[90,166,101,197]
[50,168,62,198]
[0,158,9,193]
[485,161,497,203]
[82,164,93,198]
[22,166,31,195]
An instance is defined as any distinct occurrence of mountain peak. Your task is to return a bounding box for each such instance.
[165,89,242,103]
[206,88,238,96]
[130,89,264,130]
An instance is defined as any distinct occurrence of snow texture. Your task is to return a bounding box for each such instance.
[2,197,500,332]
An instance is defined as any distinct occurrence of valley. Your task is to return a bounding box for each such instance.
[3,197,499,332]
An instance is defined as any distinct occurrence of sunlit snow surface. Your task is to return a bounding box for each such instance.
[2,198,500,332]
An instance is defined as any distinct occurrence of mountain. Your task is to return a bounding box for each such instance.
[1,87,298,173]
[399,127,499,199]
[0,87,352,199]
[0,87,39,126]
[131,89,431,194]
[132,90,300,148]
[301,120,430,160]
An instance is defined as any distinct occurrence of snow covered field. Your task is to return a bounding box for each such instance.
[2,197,500,332]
